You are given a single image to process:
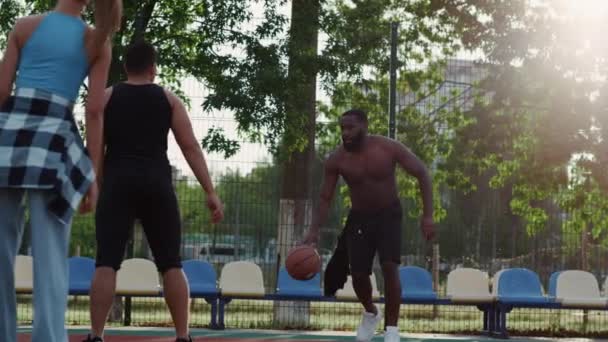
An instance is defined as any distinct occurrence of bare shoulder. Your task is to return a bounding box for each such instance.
[324,148,343,169]
[103,86,114,100]
[162,87,174,98]
[369,135,399,149]
[162,87,178,108]
[15,14,45,28]
[12,15,45,44]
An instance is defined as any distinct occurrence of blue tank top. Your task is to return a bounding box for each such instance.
[15,11,89,101]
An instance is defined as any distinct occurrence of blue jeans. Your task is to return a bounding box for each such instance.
[0,189,72,342]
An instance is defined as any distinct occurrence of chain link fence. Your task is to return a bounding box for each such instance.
[13,22,608,338]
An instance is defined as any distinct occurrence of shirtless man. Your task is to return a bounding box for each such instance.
[302,109,435,342]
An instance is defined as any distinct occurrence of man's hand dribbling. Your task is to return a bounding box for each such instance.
[206,192,224,224]
[421,216,435,241]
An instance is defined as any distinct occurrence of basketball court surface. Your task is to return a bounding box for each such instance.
[16,327,603,341]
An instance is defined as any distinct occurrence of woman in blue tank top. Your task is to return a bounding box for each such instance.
[0,1,122,341]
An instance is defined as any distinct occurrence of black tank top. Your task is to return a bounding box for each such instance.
[103,83,172,165]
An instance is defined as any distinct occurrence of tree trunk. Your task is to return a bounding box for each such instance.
[581,223,589,271]
[491,193,498,271]
[475,205,486,263]
[581,223,590,332]
[432,244,440,319]
[510,213,518,259]
[273,0,319,329]
[107,0,158,85]
[274,200,314,328]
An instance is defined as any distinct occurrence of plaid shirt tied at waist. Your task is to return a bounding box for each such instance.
[0,88,95,224]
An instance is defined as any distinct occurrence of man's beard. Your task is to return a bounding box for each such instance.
[343,133,364,152]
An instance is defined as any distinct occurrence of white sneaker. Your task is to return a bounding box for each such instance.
[384,326,400,342]
[356,307,382,341]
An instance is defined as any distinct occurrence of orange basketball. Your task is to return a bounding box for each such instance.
[286,245,321,281]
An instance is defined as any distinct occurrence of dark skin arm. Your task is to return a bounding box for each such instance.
[392,140,435,241]
[301,155,340,246]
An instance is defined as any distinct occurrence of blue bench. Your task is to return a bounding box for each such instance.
[217,264,495,334]
[401,266,495,334]
[495,268,558,338]
[182,260,221,329]
[68,257,95,295]
[216,264,385,329]
[275,267,323,299]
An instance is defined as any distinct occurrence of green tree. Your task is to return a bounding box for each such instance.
[1,0,503,175]
[174,178,212,234]
[70,213,96,257]
[432,0,608,267]
[0,0,290,154]
[173,163,282,251]
[316,0,608,265]
[214,164,281,243]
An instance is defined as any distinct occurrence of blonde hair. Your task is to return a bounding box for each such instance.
[94,0,122,37]
[89,0,123,56]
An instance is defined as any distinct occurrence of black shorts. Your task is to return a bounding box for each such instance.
[95,159,182,273]
[345,201,403,275]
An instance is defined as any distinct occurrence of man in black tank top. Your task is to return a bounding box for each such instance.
[84,41,224,342]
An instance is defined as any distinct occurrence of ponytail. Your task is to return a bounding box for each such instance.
[89,0,123,58]
[95,0,122,38]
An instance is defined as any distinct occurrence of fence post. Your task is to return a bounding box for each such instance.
[581,223,590,331]
[389,22,398,139]
[432,244,440,319]
[123,228,135,326]
[273,199,313,328]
